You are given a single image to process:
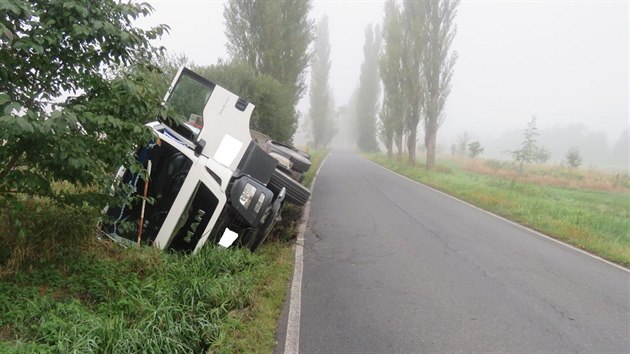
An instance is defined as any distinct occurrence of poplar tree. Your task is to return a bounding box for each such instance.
[401,0,429,165]
[422,0,460,170]
[356,24,381,152]
[224,0,314,140]
[309,16,334,148]
[379,0,405,159]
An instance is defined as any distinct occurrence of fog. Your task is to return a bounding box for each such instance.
[141,0,628,168]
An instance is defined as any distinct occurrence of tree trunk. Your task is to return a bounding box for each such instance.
[395,132,403,161]
[386,131,394,158]
[408,127,416,166]
[426,129,437,171]
[426,82,439,170]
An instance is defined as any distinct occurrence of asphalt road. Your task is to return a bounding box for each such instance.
[297,150,629,353]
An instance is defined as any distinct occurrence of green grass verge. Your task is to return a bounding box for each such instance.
[0,239,269,353]
[366,154,630,267]
[208,242,292,353]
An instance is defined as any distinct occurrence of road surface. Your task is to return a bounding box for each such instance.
[290,151,628,353]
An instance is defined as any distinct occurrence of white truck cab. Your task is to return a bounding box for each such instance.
[102,67,310,253]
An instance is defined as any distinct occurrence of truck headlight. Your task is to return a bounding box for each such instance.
[254,193,265,213]
[239,183,256,208]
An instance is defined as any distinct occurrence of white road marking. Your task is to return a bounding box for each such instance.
[284,153,331,354]
[365,157,630,274]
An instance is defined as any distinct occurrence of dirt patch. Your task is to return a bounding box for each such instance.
[464,161,630,193]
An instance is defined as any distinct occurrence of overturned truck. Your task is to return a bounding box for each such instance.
[102,67,311,253]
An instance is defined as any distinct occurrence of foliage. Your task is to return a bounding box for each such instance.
[195,61,295,143]
[309,16,335,148]
[377,0,460,166]
[468,141,484,158]
[533,146,551,164]
[456,131,470,156]
[565,147,583,168]
[510,116,541,174]
[223,0,314,141]
[422,0,460,170]
[400,0,429,165]
[379,0,405,159]
[0,0,167,208]
[356,24,381,152]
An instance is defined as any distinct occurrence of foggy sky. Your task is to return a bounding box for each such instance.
[141,0,628,150]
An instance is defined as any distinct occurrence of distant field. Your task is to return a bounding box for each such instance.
[367,154,630,267]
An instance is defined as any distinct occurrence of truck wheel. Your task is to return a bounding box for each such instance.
[269,143,311,173]
[268,169,310,206]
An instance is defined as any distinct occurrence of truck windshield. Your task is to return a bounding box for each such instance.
[165,71,214,141]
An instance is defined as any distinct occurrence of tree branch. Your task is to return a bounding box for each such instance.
[0,150,23,181]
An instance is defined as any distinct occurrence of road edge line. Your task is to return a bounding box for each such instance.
[364,156,630,274]
[284,152,331,354]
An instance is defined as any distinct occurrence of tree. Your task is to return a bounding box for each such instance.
[309,16,335,148]
[533,146,551,164]
[379,0,405,159]
[511,116,540,173]
[0,0,167,207]
[422,0,460,171]
[401,0,429,165]
[224,0,314,141]
[196,61,295,143]
[565,147,583,168]
[456,131,470,156]
[468,141,484,159]
[356,24,381,152]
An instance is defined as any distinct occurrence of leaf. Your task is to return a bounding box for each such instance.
[0,93,9,105]
[3,102,21,115]
[16,118,34,134]
[32,43,44,54]
[0,22,13,42]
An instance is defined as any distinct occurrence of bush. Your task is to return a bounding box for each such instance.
[1,0,167,212]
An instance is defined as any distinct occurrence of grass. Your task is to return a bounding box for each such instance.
[208,242,292,353]
[0,234,262,352]
[366,154,630,267]
[0,150,329,353]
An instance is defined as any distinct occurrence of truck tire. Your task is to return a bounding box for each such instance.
[268,169,310,206]
[298,150,311,160]
[269,143,311,173]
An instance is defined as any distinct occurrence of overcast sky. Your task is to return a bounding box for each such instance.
[142,0,628,146]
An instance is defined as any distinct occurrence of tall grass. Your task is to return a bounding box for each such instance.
[0,207,263,352]
[367,154,630,267]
